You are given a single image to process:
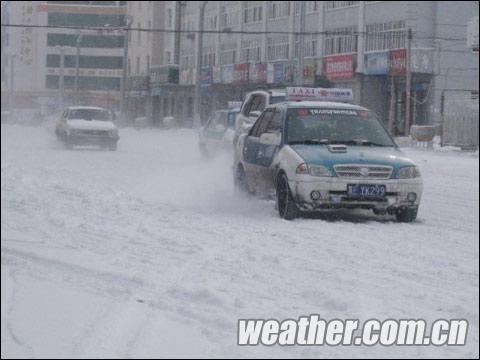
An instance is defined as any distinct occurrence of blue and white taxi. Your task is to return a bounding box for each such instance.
[233,87,422,222]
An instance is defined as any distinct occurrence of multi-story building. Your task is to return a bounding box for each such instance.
[127,1,477,133]
[3,1,126,111]
[124,1,180,125]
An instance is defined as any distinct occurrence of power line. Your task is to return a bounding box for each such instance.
[0,23,469,41]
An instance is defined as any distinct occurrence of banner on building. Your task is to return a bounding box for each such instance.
[200,67,212,87]
[212,66,221,84]
[234,63,249,84]
[364,51,389,75]
[221,65,234,84]
[303,59,316,85]
[411,48,434,74]
[267,63,285,84]
[323,54,355,81]
[249,63,267,84]
[389,49,406,76]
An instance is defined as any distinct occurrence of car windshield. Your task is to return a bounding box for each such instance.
[270,95,286,104]
[68,109,111,121]
[286,108,395,147]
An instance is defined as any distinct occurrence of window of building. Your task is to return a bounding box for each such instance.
[267,35,289,61]
[307,1,320,13]
[244,4,263,24]
[240,38,261,62]
[136,56,140,74]
[267,1,290,20]
[324,26,357,55]
[220,7,239,28]
[47,54,123,69]
[365,20,406,52]
[137,22,141,43]
[46,75,120,91]
[295,34,318,58]
[219,42,236,65]
[47,33,124,48]
[47,12,124,27]
[325,1,359,10]
[167,8,173,28]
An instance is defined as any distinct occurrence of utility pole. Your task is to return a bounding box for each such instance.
[193,1,207,128]
[120,15,133,119]
[56,46,66,110]
[74,31,83,104]
[296,1,306,85]
[405,28,412,136]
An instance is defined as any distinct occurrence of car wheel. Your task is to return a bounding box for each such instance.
[276,173,298,220]
[395,207,418,223]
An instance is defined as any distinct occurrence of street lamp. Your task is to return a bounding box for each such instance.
[74,30,83,104]
[193,1,207,128]
[120,14,133,118]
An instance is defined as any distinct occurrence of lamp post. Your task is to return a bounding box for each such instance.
[74,30,83,104]
[193,1,207,128]
[120,14,133,118]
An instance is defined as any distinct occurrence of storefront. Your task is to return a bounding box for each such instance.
[149,65,179,127]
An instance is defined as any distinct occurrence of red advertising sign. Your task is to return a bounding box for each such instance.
[323,54,354,80]
[234,63,249,84]
[389,48,406,76]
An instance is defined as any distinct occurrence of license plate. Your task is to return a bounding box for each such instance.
[347,184,386,198]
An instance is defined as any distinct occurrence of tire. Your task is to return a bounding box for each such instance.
[395,207,418,223]
[276,173,298,220]
[234,165,250,194]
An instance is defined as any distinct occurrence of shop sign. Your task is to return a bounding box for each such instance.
[324,54,355,80]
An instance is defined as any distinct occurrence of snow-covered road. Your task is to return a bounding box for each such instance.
[1,124,479,358]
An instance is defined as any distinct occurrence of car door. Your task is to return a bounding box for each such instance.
[256,109,284,190]
[242,110,274,186]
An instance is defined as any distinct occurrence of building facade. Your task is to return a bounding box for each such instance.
[123,1,478,133]
[2,1,126,111]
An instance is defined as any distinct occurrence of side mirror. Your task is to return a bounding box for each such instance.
[248,110,262,120]
[259,132,281,146]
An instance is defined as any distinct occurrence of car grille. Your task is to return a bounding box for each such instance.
[80,130,109,136]
[334,164,393,179]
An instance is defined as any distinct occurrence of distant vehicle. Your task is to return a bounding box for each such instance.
[55,106,119,150]
[199,107,240,157]
[235,89,286,137]
[233,87,423,222]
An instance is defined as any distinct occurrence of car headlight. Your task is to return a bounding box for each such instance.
[296,163,333,177]
[396,166,421,179]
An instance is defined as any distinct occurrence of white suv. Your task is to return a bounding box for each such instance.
[55,106,119,150]
[235,89,286,138]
